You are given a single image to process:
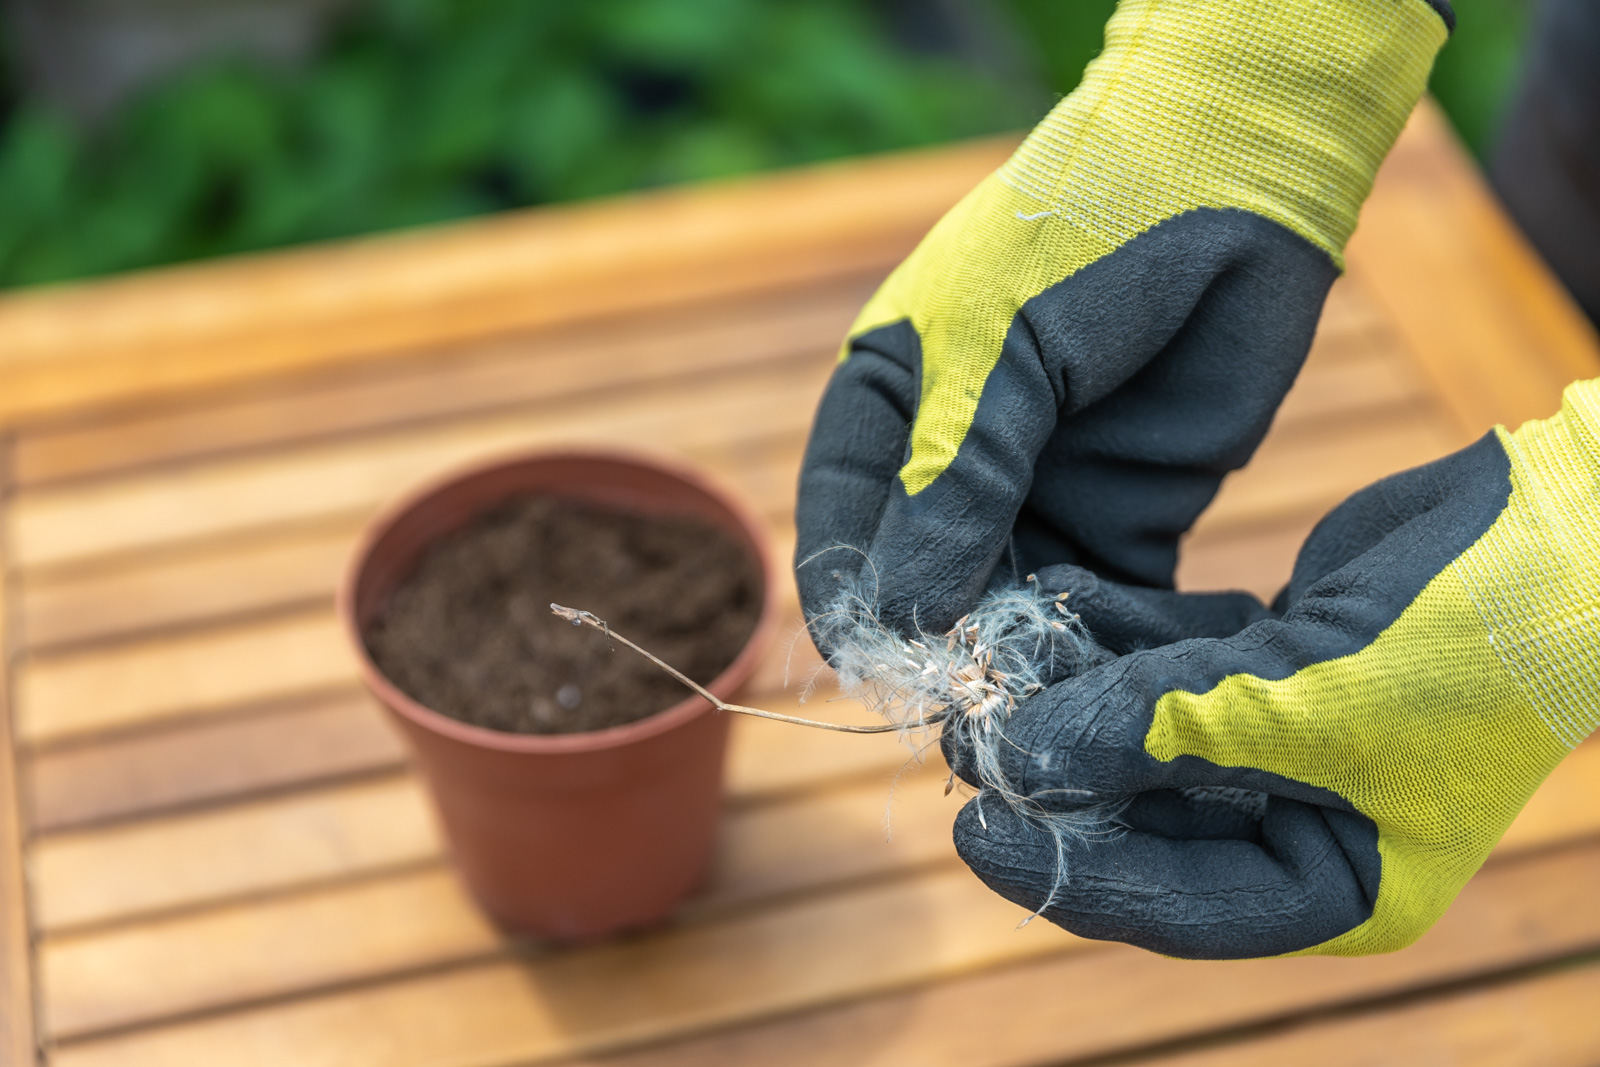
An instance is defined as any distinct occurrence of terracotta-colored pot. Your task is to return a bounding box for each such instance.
[340,449,779,941]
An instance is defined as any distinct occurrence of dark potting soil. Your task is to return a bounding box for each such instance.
[364,495,763,735]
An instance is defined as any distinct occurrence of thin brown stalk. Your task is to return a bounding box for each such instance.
[550,604,942,734]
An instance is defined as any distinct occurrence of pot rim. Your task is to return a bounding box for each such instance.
[338,445,782,756]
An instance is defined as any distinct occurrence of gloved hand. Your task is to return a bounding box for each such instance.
[951,379,1600,959]
[796,0,1451,637]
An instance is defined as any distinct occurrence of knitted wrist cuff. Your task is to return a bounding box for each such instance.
[999,0,1449,265]
[1458,379,1600,748]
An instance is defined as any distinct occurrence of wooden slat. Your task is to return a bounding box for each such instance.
[1313,264,1390,341]
[25,693,407,833]
[13,280,868,491]
[48,866,1069,1067]
[19,525,356,652]
[23,677,908,834]
[29,705,1600,951]
[13,450,802,656]
[1187,399,1462,542]
[18,610,355,745]
[49,837,1600,1067]
[1177,517,1316,600]
[24,689,911,931]
[1268,298,1430,430]
[0,138,1017,425]
[0,442,37,1066]
[729,694,915,799]
[41,867,499,1042]
[8,358,824,575]
[30,776,433,932]
[18,508,804,691]
[1144,963,1600,1067]
[9,249,1380,496]
[1347,99,1600,438]
[38,764,959,1038]
[14,598,822,748]
[0,105,1488,446]
[14,517,813,750]
[702,762,956,915]
[724,692,912,802]
[567,840,1600,1067]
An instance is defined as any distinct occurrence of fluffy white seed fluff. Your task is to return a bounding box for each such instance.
[804,565,1125,918]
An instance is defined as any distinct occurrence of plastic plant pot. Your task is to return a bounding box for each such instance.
[340,448,779,942]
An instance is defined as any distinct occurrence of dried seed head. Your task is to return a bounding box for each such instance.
[802,568,1122,921]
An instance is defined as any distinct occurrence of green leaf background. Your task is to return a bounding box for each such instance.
[0,0,1532,289]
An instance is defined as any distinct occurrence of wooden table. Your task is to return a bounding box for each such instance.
[2,99,1598,1067]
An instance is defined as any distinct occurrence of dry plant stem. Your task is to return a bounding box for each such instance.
[550,604,937,734]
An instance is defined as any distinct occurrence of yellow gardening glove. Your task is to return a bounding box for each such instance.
[953,379,1600,958]
[796,0,1452,638]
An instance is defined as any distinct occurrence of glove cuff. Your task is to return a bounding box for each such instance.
[1457,379,1600,748]
[998,0,1449,267]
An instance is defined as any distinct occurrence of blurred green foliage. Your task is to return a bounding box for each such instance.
[1428,0,1534,157]
[0,0,1038,287]
[0,0,1539,290]
[999,0,1118,96]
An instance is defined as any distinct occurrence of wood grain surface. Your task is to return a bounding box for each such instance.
[0,439,38,1067]
[0,140,1013,424]
[1347,102,1600,439]
[569,840,1600,1067]
[3,98,1599,1067]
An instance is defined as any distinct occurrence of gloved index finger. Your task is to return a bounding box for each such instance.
[849,323,1060,636]
[794,323,923,637]
[797,316,1058,640]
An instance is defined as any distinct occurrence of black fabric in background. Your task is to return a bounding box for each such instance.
[1491,0,1600,330]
